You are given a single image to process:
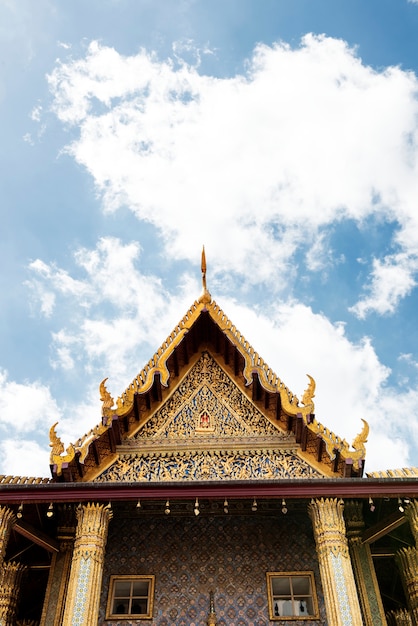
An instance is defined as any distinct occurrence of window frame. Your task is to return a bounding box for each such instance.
[266,571,319,620]
[105,575,155,620]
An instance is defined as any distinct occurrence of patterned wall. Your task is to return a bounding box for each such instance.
[99,511,327,626]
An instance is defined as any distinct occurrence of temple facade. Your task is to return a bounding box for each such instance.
[1,253,418,625]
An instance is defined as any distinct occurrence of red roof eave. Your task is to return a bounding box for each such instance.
[0,478,417,505]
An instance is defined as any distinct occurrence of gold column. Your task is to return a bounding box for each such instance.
[309,498,364,626]
[40,506,76,626]
[345,500,387,626]
[0,561,27,626]
[396,500,418,625]
[406,501,418,545]
[61,502,112,626]
[386,609,413,625]
[0,507,16,569]
[396,548,418,626]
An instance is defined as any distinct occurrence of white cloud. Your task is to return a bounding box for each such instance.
[0,438,50,478]
[0,369,62,433]
[350,253,417,318]
[45,35,418,316]
[27,237,198,389]
[0,370,62,477]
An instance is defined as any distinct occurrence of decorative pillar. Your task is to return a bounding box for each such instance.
[386,609,413,625]
[40,506,76,626]
[61,502,112,626]
[405,500,418,545]
[344,500,387,626]
[0,561,27,626]
[396,548,418,626]
[0,507,16,569]
[309,498,364,626]
[395,500,418,625]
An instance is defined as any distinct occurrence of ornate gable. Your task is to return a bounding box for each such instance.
[95,352,323,482]
[49,251,368,482]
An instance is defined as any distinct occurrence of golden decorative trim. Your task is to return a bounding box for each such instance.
[0,475,50,485]
[366,467,418,479]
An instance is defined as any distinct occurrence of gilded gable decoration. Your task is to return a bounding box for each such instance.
[96,352,324,482]
[48,252,368,481]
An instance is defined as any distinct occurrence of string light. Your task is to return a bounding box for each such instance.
[165,500,171,515]
[281,499,288,515]
[369,497,375,512]
[136,499,141,509]
[398,498,405,513]
[46,503,54,518]
[251,498,258,512]
[17,503,23,519]
[224,499,229,514]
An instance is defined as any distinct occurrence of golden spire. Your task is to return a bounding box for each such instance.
[198,246,212,304]
[207,591,217,626]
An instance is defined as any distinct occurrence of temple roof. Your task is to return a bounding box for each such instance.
[49,251,368,483]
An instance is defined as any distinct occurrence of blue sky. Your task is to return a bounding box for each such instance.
[1,0,418,476]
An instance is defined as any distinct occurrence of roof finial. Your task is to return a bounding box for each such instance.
[199,245,212,304]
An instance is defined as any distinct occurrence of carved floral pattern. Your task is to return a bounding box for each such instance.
[96,353,322,482]
[135,352,282,441]
[96,449,322,482]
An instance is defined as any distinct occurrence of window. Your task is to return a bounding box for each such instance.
[266,572,319,620]
[106,575,155,620]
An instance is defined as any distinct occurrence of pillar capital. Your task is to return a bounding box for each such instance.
[0,506,16,567]
[308,497,349,558]
[0,561,27,625]
[396,546,418,622]
[344,500,365,543]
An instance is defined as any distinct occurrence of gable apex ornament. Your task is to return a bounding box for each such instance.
[198,246,212,305]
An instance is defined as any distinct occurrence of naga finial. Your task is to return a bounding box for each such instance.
[100,377,115,424]
[49,422,76,475]
[198,245,212,304]
[49,422,65,457]
[351,419,369,451]
[301,374,316,412]
[346,419,369,471]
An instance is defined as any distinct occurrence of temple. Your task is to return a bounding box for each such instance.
[1,250,418,625]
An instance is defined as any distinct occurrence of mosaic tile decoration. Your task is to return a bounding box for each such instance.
[73,557,92,625]
[99,513,327,626]
[330,554,352,626]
